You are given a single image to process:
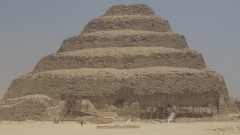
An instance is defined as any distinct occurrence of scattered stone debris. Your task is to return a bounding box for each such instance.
[96,125,140,129]
[206,127,240,132]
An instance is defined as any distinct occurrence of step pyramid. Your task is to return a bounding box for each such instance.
[1,4,230,120]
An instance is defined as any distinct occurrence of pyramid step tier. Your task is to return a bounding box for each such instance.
[82,16,172,33]
[5,67,228,105]
[34,47,205,72]
[59,30,188,52]
[103,4,155,16]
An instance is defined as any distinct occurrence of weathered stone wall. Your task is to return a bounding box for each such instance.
[82,17,172,33]
[4,70,228,107]
[137,94,219,108]
[87,93,220,110]
[117,102,140,117]
[58,32,188,52]
[33,50,205,72]
[104,4,155,16]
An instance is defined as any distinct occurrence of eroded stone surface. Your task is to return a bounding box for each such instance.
[34,47,205,72]
[58,31,187,52]
[103,4,155,16]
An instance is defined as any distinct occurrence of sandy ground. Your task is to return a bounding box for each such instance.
[0,121,239,135]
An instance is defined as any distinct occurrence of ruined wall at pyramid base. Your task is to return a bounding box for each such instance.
[0,95,55,121]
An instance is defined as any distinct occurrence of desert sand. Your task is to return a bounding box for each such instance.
[0,121,239,135]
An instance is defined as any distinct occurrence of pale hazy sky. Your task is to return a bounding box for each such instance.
[0,0,239,98]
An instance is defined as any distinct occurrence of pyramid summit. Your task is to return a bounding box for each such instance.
[0,4,237,121]
[81,4,172,34]
[104,4,155,16]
